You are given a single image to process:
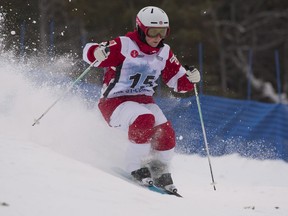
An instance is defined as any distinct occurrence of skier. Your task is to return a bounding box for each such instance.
[83,6,200,192]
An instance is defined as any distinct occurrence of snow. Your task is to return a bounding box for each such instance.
[1,138,288,216]
[1,41,288,216]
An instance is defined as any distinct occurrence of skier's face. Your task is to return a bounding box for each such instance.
[145,34,162,47]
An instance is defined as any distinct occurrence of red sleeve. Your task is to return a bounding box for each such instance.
[85,37,125,67]
[161,50,181,84]
[86,45,98,62]
[177,75,194,92]
[161,50,194,92]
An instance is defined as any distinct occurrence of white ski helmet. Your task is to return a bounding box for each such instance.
[136,6,170,38]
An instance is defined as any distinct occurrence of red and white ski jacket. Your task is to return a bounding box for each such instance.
[83,31,194,122]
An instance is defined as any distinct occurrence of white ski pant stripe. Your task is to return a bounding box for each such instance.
[109,101,167,130]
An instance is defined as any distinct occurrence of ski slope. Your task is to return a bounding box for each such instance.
[1,53,288,216]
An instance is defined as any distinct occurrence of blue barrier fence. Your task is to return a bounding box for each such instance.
[156,95,288,161]
[78,81,288,161]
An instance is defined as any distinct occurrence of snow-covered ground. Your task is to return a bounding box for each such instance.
[1,51,288,216]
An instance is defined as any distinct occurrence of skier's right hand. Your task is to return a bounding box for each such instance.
[94,42,110,62]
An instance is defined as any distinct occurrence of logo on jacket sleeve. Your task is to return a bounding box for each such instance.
[130,50,139,58]
[169,54,180,65]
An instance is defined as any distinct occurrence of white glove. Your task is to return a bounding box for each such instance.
[185,65,201,83]
[93,42,110,62]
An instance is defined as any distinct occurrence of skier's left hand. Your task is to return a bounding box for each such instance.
[185,65,201,83]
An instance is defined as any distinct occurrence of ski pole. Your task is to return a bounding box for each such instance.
[32,59,98,126]
[193,83,217,190]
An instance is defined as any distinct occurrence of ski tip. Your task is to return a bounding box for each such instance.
[171,192,183,198]
[164,190,183,198]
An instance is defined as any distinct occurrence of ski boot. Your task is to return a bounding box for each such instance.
[148,160,178,193]
[154,173,177,193]
[131,167,153,186]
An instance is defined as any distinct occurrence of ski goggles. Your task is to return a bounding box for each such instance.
[146,27,169,39]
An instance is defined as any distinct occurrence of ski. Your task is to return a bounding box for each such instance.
[164,189,183,197]
[148,185,183,197]
[146,185,168,194]
[113,167,183,197]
